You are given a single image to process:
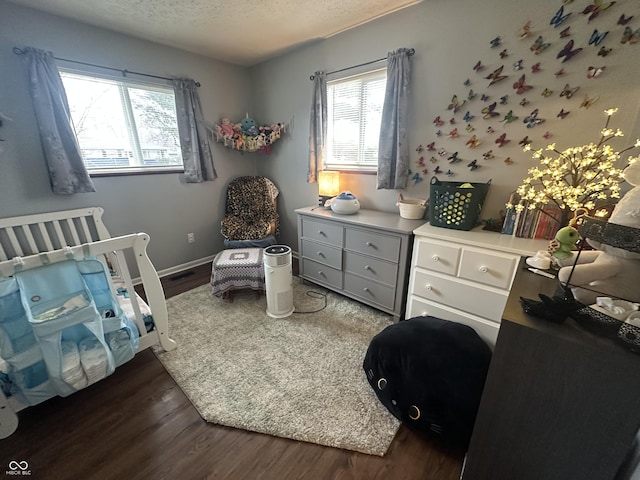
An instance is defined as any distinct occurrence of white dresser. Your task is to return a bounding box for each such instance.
[295,207,426,320]
[406,224,549,346]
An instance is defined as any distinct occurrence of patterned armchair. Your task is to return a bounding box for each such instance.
[221,176,279,248]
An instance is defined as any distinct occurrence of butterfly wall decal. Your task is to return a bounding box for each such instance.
[502,110,519,124]
[550,5,572,27]
[427,142,436,151]
[621,26,640,44]
[598,46,612,56]
[555,68,566,77]
[513,74,533,94]
[466,123,475,132]
[416,144,424,153]
[449,128,459,138]
[500,95,509,105]
[587,66,606,78]
[433,116,444,126]
[500,49,509,59]
[463,111,474,122]
[466,135,482,148]
[482,102,499,119]
[520,98,530,106]
[481,94,490,101]
[543,131,553,140]
[582,0,616,23]
[504,157,514,165]
[557,39,583,62]
[468,89,477,101]
[588,29,609,46]
[448,152,461,163]
[446,170,455,177]
[468,160,480,171]
[438,148,448,157]
[490,36,502,48]
[448,95,466,113]
[436,130,443,137]
[495,133,510,147]
[430,156,438,163]
[558,109,570,119]
[531,62,541,73]
[580,95,600,108]
[483,150,495,160]
[513,59,524,70]
[417,156,426,167]
[541,88,554,97]
[464,78,471,86]
[486,126,496,134]
[485,65,508,86]
[524,109,545,128]
[520,21,532,39]
[473,60,484,72]
[411,172,423,184]
[519,136,532,147]
[559,26,571,38]
[618,14,634,25]
[450,118,456,125]
[560,83,580,99]
[531,36,551,55]
[434,165,443,174]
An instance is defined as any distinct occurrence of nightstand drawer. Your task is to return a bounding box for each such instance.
[344,251,398,287]
[344,228,400,262]
[411,269,508,322]
[302,258,342,289]
[406,296,499,347]
[413,238,461,276]
[459,248,518,290]
[344,272,395,310]
[301,218,343,247]
[301,239,342,270]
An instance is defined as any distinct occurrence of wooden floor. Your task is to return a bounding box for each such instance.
[0,262,465,480]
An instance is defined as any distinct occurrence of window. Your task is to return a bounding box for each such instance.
[325,68,386,172]
[60,71,183,174]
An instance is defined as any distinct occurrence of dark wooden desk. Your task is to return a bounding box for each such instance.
[462,264,640,480]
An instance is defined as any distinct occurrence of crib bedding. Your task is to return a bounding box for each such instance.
[0,208,176,439]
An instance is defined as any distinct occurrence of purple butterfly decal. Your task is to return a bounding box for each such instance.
[495,133,510,147]
[557,40,583,63]
[618,14,634,25]
[482,102,499,119]
[473,60,484,72]
[559,26,571,38]
[557,109,570,119]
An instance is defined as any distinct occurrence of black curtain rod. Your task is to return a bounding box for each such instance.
[309,48,415,81]
[12,47,201,87]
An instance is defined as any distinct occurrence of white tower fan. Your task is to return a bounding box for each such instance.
[263,245,294,318]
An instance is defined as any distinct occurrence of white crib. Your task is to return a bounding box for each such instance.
[0,207,176,438]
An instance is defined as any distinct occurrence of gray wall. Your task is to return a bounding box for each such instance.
[0,0,258,272]
[252,0,640,251]
[2,0,640,269]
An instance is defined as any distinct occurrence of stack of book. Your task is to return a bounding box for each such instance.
[501,195,562,240]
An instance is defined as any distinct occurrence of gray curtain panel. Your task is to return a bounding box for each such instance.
[308,71,327,183]
[173,78,217,183]
[377,48,412,190]
[22,47,96,194]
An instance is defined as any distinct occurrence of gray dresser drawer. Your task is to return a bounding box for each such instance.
[344,228,401,262]
[301,218,343,247]
[344,272,395,310]
[302,258,342,289]
[344,251,398,287]
[302,239,342,269]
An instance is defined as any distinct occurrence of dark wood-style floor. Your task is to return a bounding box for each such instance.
[0,262,465,480]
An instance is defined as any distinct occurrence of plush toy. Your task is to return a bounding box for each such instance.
[219,117,234,137]
[548,226,580,260]
[557,161,640,305]
[240,114,259,136]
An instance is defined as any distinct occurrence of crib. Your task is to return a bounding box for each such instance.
[0,207,177,438]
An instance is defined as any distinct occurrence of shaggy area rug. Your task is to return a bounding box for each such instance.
[153,280,401,456]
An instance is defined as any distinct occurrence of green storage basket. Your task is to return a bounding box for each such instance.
[429,177,491,231]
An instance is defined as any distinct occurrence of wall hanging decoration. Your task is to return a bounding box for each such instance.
[214,113,286,153]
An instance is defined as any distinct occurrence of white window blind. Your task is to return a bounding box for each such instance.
[326,68,386,171]
[60,71,183,174]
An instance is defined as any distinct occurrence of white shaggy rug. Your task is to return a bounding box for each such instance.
[153,280,400,456]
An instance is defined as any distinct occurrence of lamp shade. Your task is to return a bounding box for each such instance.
[318,171,340,197]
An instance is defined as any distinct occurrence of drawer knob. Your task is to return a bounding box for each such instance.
[479,266,488,274]
[425,284,433,292]
[318,230,325,236]
[364,265,371,271]
[363,287,370,292]
[366,241,373,247]
[316,251,324,257]
[318,271,325,276]
[431,255,440,262]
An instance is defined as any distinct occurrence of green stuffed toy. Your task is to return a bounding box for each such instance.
[548,226,580,260]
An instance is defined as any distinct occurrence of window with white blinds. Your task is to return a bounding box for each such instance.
[325,68,386,171]
[60,71,183,174]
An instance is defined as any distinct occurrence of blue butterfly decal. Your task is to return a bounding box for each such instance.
[412,172,423,184]
[523,109,545,128]
[490,36,501,48]
[557,40,583,62]
[500,95,509,105]
[588,29,609,46]
[550,6,572,27]
[463,111,475,122]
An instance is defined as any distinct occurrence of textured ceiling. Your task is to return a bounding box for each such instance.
[9,0,422,66]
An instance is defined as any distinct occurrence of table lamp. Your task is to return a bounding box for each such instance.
[318,170,340,207]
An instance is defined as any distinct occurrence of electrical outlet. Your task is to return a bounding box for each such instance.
[187,232,195,243]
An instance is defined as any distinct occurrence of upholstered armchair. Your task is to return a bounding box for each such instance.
[221,176,279,248]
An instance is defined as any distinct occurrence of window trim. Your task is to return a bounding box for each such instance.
[59,67,184,176]
[324,67,386,173]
